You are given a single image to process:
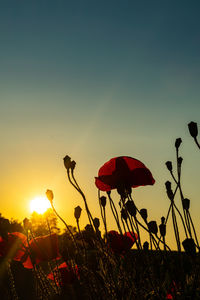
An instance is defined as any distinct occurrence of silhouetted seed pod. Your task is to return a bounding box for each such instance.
[100,196,106,207]
[63,155,72,170]
[159,224,166,237]
[175,138,182,149]
[161,216,165,225]
[121,208,128,221]
[148,221,158,235]
[93,218,100,230]
[165,161,172,172]
[188,121,198,138]
[165,181,171,191]
[182,238,196,256]
[74,206,82,220]
[46,189,54,203]
[143,241,149,251]
[140,209,148,221]
[126,200,137,216]
[70,160,76,170]
[182,198,190,210]
[178,157,183,166]
[167,189,174,201]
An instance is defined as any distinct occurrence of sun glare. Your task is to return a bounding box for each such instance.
[30,196,51,214]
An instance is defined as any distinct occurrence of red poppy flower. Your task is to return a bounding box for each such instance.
[107,230,138,254]
[95,156,155,192]
[48,262,79,286]
[23,233,60,269]
[0,232,27,261]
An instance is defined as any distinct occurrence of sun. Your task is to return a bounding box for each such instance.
[30,196,51,214]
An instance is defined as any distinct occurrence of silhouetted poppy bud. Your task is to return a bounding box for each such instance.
[178,157,183,166]
[165,181,171,191]
[159,223,166,237]
[182,198,190,210]
[74,206,82,220]
[140,209,148,221]
[126,200,136,216]
[188,121,198,138]
[93,218,100,230]
[161,216,165,224]
[100,196,106,207]
[23,218,32,230]
[63,155,71,170]
[70,160,76,170]
[175,138,182,149]
[143,241,149,251]
[148,221,158,235]
[121,208,128,221]
[46,189,54,203]
[165,161,172,172]
[182,238,196,256]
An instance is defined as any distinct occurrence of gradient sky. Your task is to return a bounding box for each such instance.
[0,1,200,248]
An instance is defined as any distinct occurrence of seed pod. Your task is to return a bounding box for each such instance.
[143,241,149,251]
[126,200,136,216]
[74,206,82,220]
[148,221,158,235]
[100,196,106,207]
[140,209,148,221]
[175,138,182,149]
[121,208,128,221]
[93,218,100,230]
[165,181,171,191]
[188,121,198,138]
[159,224,166,237]
[70,160,76,170]
[165,161,172,172]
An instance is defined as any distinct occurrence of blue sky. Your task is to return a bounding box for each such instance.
[0,1,200,248]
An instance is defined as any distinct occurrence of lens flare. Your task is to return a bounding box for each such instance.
[30,196,51,214]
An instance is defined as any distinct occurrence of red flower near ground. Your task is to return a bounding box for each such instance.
[0,232,27,261]
[48,262,79,286]
[107,230,138,254]
[95,156,155,192]
[23,233,60,269]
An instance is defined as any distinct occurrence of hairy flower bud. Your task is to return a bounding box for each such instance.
[74,206,82,220]
[182,198,190,210]
[126,200,136,216]
[140,208,148,221]
[175,138,182,149]
[100,196,106,207]
[148,221,158,235]
[46,189,54,203]
[93,218,100,229]
[70,160,76,170]
[63,155,72,170]
[159,223,166,237]
[188,121,198,138]
[165,161,172,172]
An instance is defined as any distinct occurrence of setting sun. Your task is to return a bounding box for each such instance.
[30,196,51,214]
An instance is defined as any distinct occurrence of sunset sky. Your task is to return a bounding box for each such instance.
[0,1,200,248]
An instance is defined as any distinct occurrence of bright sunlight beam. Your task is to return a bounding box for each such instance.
[30,196,51,214]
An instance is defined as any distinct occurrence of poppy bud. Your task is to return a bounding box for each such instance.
[182,238,196,256]
[182,198,190,210]
[165,161,173,172]
[46,189,54,203]
[126,200,137,216]
[178,157,183,166]
[70,160,76,170]
[63,155,72,170]
[167,189,174,201]
[175,138,182,149]
[159,223,166,237]
[100,196,106,207]
[121,208,128,221]
[143,241,149,251]
[93,218,100,230]
[74,206,82,220]
[140,209,148,221]
[23,218,32,230]
[165,181,171,191]
[188,121,198,138]
[148,221,158,235]
[161,216,165,224]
